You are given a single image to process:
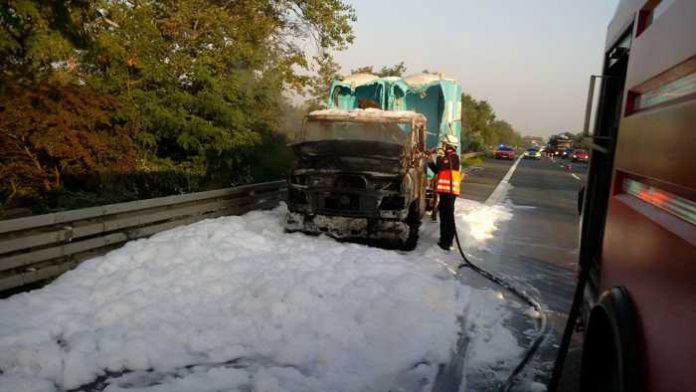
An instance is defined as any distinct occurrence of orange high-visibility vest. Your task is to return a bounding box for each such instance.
[435,167,461,195]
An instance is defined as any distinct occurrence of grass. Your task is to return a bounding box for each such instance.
[461,156,484,169]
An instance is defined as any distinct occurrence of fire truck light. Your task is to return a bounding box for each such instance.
[624,178,696,225]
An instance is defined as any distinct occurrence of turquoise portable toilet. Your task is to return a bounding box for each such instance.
[401,73,462,155]
[328,74,388,110]
[327,73,462,156]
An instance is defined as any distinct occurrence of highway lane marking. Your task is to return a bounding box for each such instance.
[485,156,522,206]
[553,160,583,180]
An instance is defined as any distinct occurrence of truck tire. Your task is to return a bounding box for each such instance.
[400,201,421,251]
[579,287,642,392]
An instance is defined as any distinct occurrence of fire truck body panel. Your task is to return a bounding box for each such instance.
[586,0,696,390]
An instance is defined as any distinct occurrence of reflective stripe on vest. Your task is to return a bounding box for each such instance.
[435,169,461,195]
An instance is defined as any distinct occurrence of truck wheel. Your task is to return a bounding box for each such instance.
[400,202,421,251]
[579,287,642,392]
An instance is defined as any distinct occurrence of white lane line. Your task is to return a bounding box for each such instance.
[571,174,581,181]
[485,157,522,206]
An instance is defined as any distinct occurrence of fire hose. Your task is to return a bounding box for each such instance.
[439,152,549,391]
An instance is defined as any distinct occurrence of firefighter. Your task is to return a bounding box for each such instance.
[428,134,461,251]
[430,147,445,222]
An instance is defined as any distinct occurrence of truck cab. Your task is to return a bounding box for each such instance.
[285,74,464,248]
[285,109,428,249]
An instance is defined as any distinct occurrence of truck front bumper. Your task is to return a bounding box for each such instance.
[285,212,409,242]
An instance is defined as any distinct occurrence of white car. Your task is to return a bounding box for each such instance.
[523,148,541,159]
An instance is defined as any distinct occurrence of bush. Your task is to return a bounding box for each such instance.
[461,156,484,168]
[1,132,293,214]
[0,82,138,209]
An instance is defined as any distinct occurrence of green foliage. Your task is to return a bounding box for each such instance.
[0,82,138,206]
[0,0,356,212]
[489,120,522,147]
[460,93,522,150]
[350,65,374,74]
[376,61,407,77]
[350,61,407,77]
[0,1,97,83]
[243,130,294,183]
[306,52,343,111]
[461,94,494,150]
[572,133,592,150]
[461,156,483,169]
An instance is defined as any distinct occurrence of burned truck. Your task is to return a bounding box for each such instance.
[285,109,428,249]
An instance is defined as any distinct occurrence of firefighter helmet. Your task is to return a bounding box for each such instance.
[441,134,459,148]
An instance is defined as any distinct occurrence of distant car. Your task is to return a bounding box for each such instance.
[571,149,589,162]
[561,148,575,159]
[523,148,541,160]
[495,146,515,160]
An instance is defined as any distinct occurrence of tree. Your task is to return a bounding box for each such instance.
[0,0,357,209]
[350,65,374,74]
[0,82,137,205]
[460,93,522,150]
[0,1,98,84]
[350,61,407,77]
[306,52,342,111]
[461,94,496,150]
[489,120,522,146]
[572,132,591,149]
[83,0,355,165]
[377,62,406,77]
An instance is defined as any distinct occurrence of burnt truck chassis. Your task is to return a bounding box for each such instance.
[285,112,428,250]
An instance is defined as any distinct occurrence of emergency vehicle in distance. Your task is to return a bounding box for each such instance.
[553,0,696,391]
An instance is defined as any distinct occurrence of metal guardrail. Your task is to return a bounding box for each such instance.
[0,180,287,293]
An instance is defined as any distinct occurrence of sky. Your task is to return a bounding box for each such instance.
[331,0,619,137]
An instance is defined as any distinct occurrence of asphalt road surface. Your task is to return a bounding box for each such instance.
[459,156,588,390]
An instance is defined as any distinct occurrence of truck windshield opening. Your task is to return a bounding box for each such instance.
[301,120,410,144]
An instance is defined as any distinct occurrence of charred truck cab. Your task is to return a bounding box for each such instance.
[285,109,427,249]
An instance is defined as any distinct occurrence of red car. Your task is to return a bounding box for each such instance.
[571,149,589,162]
[495,146,515,160]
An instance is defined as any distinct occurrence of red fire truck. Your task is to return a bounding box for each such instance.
[552,0,696,391]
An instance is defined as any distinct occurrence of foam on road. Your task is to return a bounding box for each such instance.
[0,201,520,392]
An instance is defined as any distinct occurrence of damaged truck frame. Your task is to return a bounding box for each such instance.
[286,73,461,249]
[285,109,428,250]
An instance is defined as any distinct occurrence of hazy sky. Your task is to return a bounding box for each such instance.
[332,0,619,137]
